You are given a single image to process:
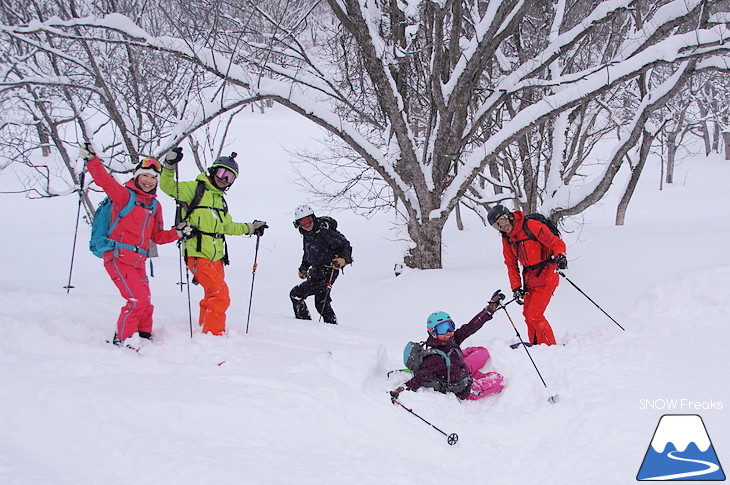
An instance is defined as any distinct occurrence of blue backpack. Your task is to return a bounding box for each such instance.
[89,188,158,258]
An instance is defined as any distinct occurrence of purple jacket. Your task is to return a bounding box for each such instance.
[405,306,494,400]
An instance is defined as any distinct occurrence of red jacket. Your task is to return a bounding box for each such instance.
[501,211,566,291]
[86,155,178,268]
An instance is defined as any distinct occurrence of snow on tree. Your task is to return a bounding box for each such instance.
[1,0,729,267]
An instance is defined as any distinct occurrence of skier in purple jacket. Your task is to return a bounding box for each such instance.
[391,290,506,401]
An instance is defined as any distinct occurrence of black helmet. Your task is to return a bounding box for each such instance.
[208,152,239,190]
[210,152,239,177]
[487,204,512,226]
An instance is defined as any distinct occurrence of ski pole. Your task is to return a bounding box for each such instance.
[499,305,552,393]
[63,163,86,293]
[174,165,186,293]
[557,271,625,331]
[391,397,458,445]
[181,242,193,339]
[318,265,336,323]
[172,162,193,339]
[245,233,261,334]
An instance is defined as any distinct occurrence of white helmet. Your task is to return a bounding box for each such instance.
[294,204,315,221]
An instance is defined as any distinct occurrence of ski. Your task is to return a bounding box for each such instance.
[509,341,532,349]
[106,337,141,353]
[386,368,412,379]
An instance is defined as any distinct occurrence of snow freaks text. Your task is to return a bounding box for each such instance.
[639,399,724,411]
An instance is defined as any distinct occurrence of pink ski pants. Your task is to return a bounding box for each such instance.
[463,346,505,400]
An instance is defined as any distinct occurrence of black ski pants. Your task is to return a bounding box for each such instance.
[290,266,339,324]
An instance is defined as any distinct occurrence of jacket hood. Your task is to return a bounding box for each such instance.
[197,172,224,194]
[507,210,525,237]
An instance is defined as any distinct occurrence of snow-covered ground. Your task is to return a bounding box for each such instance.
[0,109,728,484]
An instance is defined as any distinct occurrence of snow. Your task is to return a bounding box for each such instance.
[1,107,729,484]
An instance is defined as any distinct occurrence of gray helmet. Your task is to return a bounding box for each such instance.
[209,152,239,177]
[487,205,512,226]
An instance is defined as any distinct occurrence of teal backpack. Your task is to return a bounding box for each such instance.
[89,188,158,257]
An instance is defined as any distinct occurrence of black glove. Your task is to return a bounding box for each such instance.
[555,253,568,270]
[513,287,525,305]
[163,147,183,170]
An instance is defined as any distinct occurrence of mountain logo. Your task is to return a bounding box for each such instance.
[637,414,725,481]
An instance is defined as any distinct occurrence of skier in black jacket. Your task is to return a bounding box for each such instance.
[290,205,353,324]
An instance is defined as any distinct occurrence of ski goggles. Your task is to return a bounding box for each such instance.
[295,215,314,228]
[213,166,236,184]
[432,320,455,335]
[139,157,162,173]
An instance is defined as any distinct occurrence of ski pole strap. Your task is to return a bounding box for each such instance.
[497,297,517,310]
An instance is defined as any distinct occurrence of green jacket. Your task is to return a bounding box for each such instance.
[160,169,250,262]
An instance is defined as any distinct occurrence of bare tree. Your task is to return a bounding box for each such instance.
[2,0,730,267]
[0,0,240,218]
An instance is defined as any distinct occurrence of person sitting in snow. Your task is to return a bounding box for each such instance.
[79,143,193,347]
[390,290,506,402]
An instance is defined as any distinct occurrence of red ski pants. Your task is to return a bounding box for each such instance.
[523,284,557,346]
[188,257,230,335]
[105,258,153,341]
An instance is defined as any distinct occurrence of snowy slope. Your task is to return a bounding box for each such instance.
[0,109,728,485]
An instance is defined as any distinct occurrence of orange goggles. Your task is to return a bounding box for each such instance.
[140,157,162,173]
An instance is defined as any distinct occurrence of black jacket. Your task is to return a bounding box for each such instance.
[299,217,352,270]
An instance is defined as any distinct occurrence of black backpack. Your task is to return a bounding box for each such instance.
[318,215,338,231]
[503,213,561,272]
[402,341,471,394]
[176,179,231,265]
[522,213,561,241]
[404,341,449,372]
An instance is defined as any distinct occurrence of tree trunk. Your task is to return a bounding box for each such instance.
[723,132,730,160]
[455,203,464,231]
[702,123,712,156]
[616,131,653,225]
[404,218,444,269]
[666,133,677,184]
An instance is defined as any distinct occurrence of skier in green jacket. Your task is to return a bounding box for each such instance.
[160,148,267,335]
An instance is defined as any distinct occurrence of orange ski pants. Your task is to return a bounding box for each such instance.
[188,257,230,335]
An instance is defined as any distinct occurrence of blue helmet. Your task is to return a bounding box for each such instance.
[427,311,455,337]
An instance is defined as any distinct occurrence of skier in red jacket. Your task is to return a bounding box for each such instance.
[80,143,193,347]
[487,205,567,346]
